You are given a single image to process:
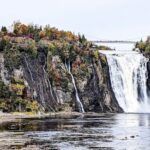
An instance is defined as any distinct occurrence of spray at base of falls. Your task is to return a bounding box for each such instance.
[65,60,85,113]
[100,50,150,113]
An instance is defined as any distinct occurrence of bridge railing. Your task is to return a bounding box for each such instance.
[91,40,137,44]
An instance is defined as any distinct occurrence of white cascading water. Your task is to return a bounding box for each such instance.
[65,60,85,113]
[24,56,34,82]
[100,50,150,113]
[0,53,9,85]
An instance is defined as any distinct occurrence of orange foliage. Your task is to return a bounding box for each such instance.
[53,70,61,86]
[14,23,29,35]
[39,31,46,38]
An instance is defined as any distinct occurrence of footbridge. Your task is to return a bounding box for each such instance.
[91,40,137,44]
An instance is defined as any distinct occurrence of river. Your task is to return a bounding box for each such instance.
[0,113,150,150]
[97,42,135,51]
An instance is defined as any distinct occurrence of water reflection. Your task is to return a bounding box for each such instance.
[113,113,150,127]
[111,114,150,150]
[0,113,149,150]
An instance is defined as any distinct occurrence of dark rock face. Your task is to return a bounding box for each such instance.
[147,60,150,96]
[143,53,150,97]
[21,52,58,112]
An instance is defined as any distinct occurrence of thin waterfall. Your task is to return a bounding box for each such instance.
[23,55,56,111]
[39,80,55,112]
[65,59,85,113]
[100,50,150,113]
[0,53,9,85]
[39,81,46,108]
[42,63,55,101]
[24,56,34,82]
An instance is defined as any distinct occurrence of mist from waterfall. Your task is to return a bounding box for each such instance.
[100,50,150,113]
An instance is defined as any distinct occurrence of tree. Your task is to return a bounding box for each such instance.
[145,45,150,52]
[0,80,11,98]
[136,41,146,52]
[79,34,87,44]
[13,21,21,34]
[1,26,7,34]
[0,38,7,51]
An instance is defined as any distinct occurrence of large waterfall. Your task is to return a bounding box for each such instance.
[100,50,150,113]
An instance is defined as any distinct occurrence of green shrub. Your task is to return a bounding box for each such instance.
[0,81,11,98]
[4,46,21,72]
[93,50,99,60]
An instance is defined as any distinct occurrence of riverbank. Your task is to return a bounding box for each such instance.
[0,112,83,123]
[0,111,110,124]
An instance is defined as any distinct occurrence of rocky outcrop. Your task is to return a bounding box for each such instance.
[74,55,123,113]
[21,51,58,112]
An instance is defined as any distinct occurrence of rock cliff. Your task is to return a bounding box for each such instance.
[0,50,122,113]
[0,23,122,113]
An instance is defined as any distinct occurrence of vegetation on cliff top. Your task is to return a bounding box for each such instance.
[0,22,104,70]
[0,22,110,54]
[135,36,150,53]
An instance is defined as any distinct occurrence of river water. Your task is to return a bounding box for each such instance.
[97,43,135,51]
[0,113,150,150]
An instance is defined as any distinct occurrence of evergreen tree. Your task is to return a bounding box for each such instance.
[1,26,7,33]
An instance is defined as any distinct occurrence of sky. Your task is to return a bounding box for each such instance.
[0,0,150,41]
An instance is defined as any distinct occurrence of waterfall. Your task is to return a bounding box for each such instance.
[42,64,55,101]
[0,53,9,85]
[24,56,34,82]
[39,81,46,107]
[100,50,150,113]
[65,60,85,113]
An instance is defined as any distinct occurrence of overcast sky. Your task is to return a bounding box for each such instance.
[0,0,150,41]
